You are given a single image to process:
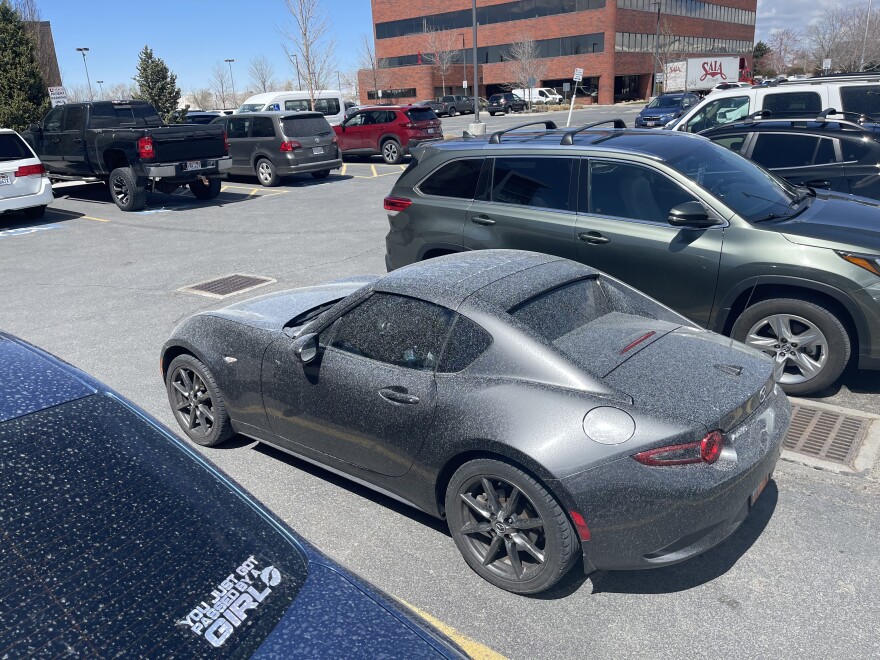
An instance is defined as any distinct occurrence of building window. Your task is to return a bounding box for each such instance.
[366,88,417,100]
[615,32,753,54]
[616,0,755,25]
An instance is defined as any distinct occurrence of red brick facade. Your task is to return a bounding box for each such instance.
[359,0,756,105]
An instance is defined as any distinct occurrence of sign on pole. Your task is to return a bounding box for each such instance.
[822,58,832,72]
[573,68,584,82]
[48,86,67,107]
[562,82,571,91]
[463,80,468,89]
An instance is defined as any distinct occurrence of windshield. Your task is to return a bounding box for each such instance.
[665,139,799,222]
[647,96,684,109]
[239,103,265,113]
[489,95,503,102]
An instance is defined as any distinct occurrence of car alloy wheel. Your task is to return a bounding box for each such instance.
[744,313,828,385]
[169,366,216,440]
[111,175,130,206]
[257,160,277,186]
[382,140,401,164]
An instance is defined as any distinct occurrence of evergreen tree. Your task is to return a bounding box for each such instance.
[133,45,185,123]
[0,1,50,131]
[753,41,771,76]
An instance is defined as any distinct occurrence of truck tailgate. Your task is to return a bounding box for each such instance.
[149,125,226,162]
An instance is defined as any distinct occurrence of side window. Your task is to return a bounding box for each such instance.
[762,91,821,117]
[840,86,880,116]
[251,117,275,138]
[330,293,454,372]
[841,140,871,162]
[750,134,825,169]
[491,157,575,211]
[345,112,366,127]
[43,106,64,132]
[62,106,85,132]
[685,95,749,133]
[285,99,311,112]
[589,161,698,224]
[814,138,836,164]
[313,98,341,116]
[418,158,484,198]
[227,117,251,139]
[437,315,492,373]
[711,133,748,153]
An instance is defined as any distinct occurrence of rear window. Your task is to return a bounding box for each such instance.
[419,158,484,198]
[89,103,162,128]
[510,277,611,341]
[762,91,821,116]
[0,395,308,657]
[281,116,333,137]
[0,133,32,161]
[405,107,438,122]
[489,95,503,102]
[840,85,880,117]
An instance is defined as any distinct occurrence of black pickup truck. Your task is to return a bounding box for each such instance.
[22,100,231,211]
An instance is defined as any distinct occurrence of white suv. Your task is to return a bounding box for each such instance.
[0,129,52,219]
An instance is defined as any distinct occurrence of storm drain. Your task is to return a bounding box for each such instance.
[179,274,276,299]
[783,404,870,466]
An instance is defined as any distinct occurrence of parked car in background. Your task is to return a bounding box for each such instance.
[634,93,700,127]
[333,105,442,164]
[512,88,564,104]
[0,331,465,658]
[487,93,526,115]
[434,95,474,117]
[21,100,230,211]
[0,128,53,219]
[214,112,341,186]
[413,99,445,115]
[701,109,880,199]
[237,90,346,125]
[383,120,880,395]
[184,110,222,124]
[708,82,751,93]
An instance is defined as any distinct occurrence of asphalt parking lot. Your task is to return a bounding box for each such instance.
[2,107,879,659]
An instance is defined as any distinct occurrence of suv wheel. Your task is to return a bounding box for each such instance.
[505,105,512,114]
[381,139,402,165]
[256,158,280,187]
[731,298,851,395]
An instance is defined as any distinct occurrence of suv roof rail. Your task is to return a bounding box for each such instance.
[815,108,878,124]
[560,119,626,145]
[488,120,558,144]
[707,107,878,134]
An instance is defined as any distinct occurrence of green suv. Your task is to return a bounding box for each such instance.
[383,120,880,395]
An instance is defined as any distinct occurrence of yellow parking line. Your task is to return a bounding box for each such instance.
[370,164,378,177]
[82,215,110,222]
[399,600,506,659]
[399,165,406,170]
[340,163,347,176]
[249,188,261,198]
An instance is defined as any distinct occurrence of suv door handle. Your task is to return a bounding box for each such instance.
[73,138,83,144]
[578,231,610,244]
[379,387,420,405]
[804,179,831,189]
[471,215,496,226]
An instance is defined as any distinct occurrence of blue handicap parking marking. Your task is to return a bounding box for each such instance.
[0,225,60,238]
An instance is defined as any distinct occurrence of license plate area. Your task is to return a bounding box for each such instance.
[646,121,656,127]
[185,161,202,171]
[750,474,770,507]
[427,128,435,134]
[312,146,324,155]
[0,173,10,185]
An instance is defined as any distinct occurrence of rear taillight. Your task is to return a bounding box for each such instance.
[137,136,154,160]
[222,130,229,153]
[331,135,338,144]
[400,121,417,128]
[280,140,302,152]
[14,164,46,177]
[633,430,725,466]
[384,196,412,213]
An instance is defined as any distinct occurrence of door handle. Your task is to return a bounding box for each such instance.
[471,215,496,226]
[804,179,831,189]
[379,387,420,405]
[578,231,610,244]
[51,138,60,144]
[73,138,83,144]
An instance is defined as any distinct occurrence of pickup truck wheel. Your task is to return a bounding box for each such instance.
[108,167,147,212]
[448,107,457,117]
[381,139,402,165]
[189,178,221,200]
[256,158,280,187]
[23,205,47,219]
[505,105,512,114]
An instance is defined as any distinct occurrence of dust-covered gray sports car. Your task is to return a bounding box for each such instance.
[162,250,791,594]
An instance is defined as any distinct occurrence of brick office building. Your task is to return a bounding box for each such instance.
[359,0,756,106]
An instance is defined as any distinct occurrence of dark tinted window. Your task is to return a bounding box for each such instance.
[63,105,85,131]
[841,140,871,161]
[438,315,493,372]
[489,94,504,102]
[365,110,394,124]
[405,107,438,121]
[711,133,748,152]
[185,114,220,124]
[589,161,697,223]
[419,158,484,198]
[0,395,307,657]
[313,98,341,115]
[284,99,311,112]
[281,115,332,137]
[331,293,454,371]
[762,91,821,116]
[510,277,611,341]
[815,137,836,164]
[0,133,32,160]
[251,116,276,138]
[43,106,63,131]
[492,157,574,210]
[840,85,880,116]
[89,103,161,128]
[751,134,830,168]
[227,116,251,138]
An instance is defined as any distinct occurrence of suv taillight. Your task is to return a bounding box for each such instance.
[384,196,412,214]
[280,140,302,152]
[400,121,417,128]
[137,136,154,160]
[14,164,46,177]
[633,430,725,466]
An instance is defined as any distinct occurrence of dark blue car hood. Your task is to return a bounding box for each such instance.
[773,192,880,252]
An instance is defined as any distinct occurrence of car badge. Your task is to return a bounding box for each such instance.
[314,138,319,143]
[714,364,743,376]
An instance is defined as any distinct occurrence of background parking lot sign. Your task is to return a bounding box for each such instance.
[573,68,583,82]
[48,87,67,107]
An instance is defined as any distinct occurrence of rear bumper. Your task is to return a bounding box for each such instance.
[276,158,342,175]
[405,137,443,152]
[144,156,231,179]
[0,178,53,213]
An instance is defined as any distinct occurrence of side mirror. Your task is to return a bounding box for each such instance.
[667,201,720,228]
[292,333,319,364]
[28,123,41,133]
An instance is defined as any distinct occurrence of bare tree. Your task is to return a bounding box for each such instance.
[185,88,214,110]
[422,27,460,96]
[505,34,547,104]
[65,84,92,103]
[340,68,360,100]
[248,55,276,93]
[766,29,802,76]
[279,0,336,109]
[210,62,233,109]
[803,3,880,73]
[104,82,137,100]
[358,34,388,101]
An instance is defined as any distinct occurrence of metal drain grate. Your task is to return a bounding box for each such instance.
[180,274,276,299]
[783,404,870,466]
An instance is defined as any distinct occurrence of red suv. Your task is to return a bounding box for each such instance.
[333,105,442,164]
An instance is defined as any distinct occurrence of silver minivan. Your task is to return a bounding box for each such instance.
[214,112,342,186]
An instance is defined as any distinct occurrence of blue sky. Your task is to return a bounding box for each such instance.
[44,0,810,93]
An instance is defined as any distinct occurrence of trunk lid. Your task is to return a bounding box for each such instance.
[146,124,227,162]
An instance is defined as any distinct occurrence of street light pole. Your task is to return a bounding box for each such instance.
[96,80,104,99]
[860,0,874,72]
[76,47,93,100]
[470,0,484,132]
[337,70,342,92]
[458,33,467,93]
[652,2,661,96]
[225,59,237,109]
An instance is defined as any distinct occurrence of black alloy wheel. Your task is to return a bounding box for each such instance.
[504,105,511,114]
[108,166,147,211]
[165,354,233,447]
[446,459,576,594]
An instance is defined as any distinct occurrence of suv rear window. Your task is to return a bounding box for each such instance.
[405,107,437,122]
[419,158,483,198]
[489,95,504,102]
[840,85,880,117]
[762,91,821,116]
[0,133,32,161]
[281,115,332,137]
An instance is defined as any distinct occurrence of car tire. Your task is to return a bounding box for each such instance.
[489,112,496,116]
[23,205,47,219]
[381,139,402,165]
[165,353,234,447]
[256,158,280,187]
[504,105,511,114]
[311,169,330,179]
[445,459,577,594]
[731,297,851,396]
[108,167,147,212]
[188,178,221,200]
[449,107,457,117]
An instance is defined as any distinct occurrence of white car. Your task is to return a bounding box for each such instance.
[0,129,52,219]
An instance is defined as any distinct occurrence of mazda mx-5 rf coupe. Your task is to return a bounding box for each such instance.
[162,250,791,594]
